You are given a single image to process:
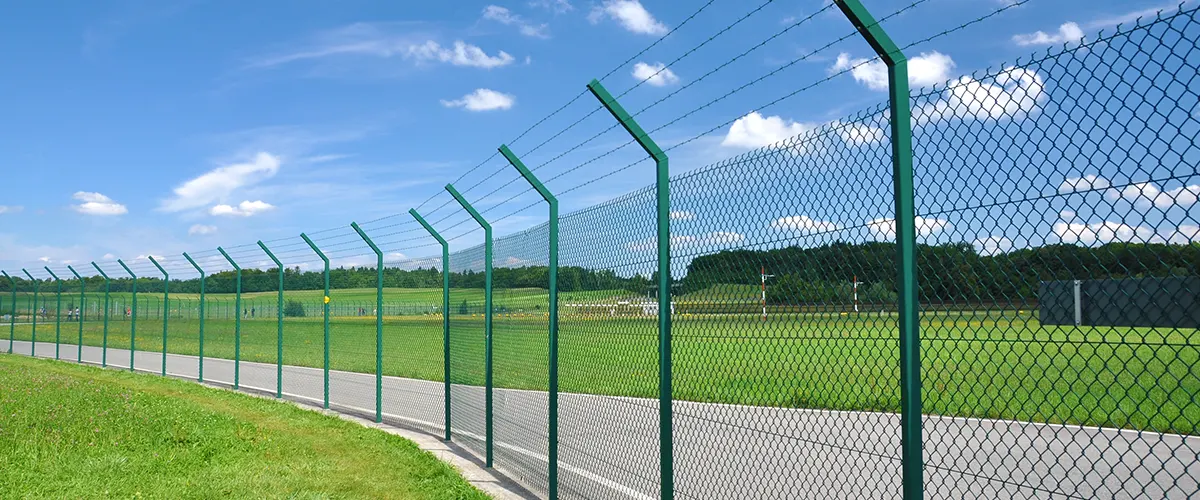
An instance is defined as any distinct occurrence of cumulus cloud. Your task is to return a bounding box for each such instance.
[72,192,128,216]
[161,152,280,212]
[832,121,887,146]
[867,216,951,239]
[632,62,680,87]
[406,40,515,68]
[588,0,668,35]
[722,112,814,150]
[770,216,840,233]
[1013,22,1084,46]
[188,224,218,236]
[136,254,166,262]
[210,200,275,217]
[0,205,23,214]
[915,67,1046,123]
[1059,174,1111,193]
[1104,182,1200,210]
[831,51,955,91]
[973,236,1015,256]
[1054,219,1155,245]
[627,231,746,252]
[1160,224,1200,245]
[102,253,116,261]
[482,5,550,38]
[440,88,516,111]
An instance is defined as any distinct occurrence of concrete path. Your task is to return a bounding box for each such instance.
[2,339,1196,499]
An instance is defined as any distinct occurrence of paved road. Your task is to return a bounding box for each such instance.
[3,339,1196,499]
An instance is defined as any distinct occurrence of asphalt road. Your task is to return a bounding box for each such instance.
[2,339,1196,499]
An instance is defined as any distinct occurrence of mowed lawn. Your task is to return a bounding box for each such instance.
[7,309,1199,436]
[0,354,488,499]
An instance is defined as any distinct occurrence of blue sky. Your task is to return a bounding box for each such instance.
[0,0,1194,278]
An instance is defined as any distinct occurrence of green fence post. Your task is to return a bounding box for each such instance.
[587,79,673,499]
[410,209,451,442]
[832,1,922,497]
[44,267,62,360]
[499,144,560,496]
[117,259,137,372]
[147,256,169,376]
[91,262,110,367]
[258,241,284,399]
[301,233,331,409]
[20,269,38,357]
[350,222,384,423]
[218,247,242,389]
[445,183,494,468]
[67,266,85,363]
[2,271,13,354]
[183,253,205,382]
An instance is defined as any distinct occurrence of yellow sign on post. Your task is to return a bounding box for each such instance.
[324,296,330,304]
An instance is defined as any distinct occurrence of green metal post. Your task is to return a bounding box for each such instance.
[91,263,110,367]
[499,144,560,496]
[832,1,922,497]
[588,79,673,499]
[218,247,242,389]
[2,271,14,354]
[350,223,384,423]
[301,233,331,409]
[445,184,494,467]
[45,267,62,360]
[21,269,38,357]
[67,266,84,362]
[147,256,169,376]
[409,209,451,442]
[183,253,205,382]
[117,260,137,372]
[258,241,285,398]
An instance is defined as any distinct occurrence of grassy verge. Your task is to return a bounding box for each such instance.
[0,354,488,499]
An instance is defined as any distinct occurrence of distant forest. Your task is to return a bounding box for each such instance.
[2,242,1195,303]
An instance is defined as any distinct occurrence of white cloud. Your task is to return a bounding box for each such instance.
[0,205,23,214]
[722,112,814,150]
[632,62,680,87]
[770,216,840,233]
[1105,182,1200,209]
[1013,22,1084,46]
[915,67,1046,123]
[669,210,695,220]
[973,236,1014,256]
[188,224,218,236]
[831,51,955,91]
[136,254,166,262]
[627,231,746,252]
[832,121,886,146]
[482,5,550,38]
[588,0,668,35]
[441,88,516,111]
[867,216,951,239]
[102,253,116,261]
[161,152,280,212]
[210,200,275,217]
[1059,174,1111,193]
[39,256,51,263]
[406,40,515,68]
[72,191,128,216]
[1160,224,1200,245]
[530,0,572,13]
[1054,219,1155,245]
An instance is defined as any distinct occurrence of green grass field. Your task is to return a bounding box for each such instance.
[0,354,487,499]
[6,302,1198,436]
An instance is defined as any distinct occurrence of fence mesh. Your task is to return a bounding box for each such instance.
[1,4,1199,500]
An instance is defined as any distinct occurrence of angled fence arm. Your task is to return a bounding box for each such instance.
[148,256,169,376]
[21,269,39,356]
[445,183,494,468]
[91,262,110,367]
[2,271,14,354]
[832,1,922,497]
[499,144,561,497]
[67,266,84,362]
[117,259,137,372]
[300,233,331,409]
[587,79,673,499]
[44,267,61,360]
[410,209,451,442]
[183,253,205,382]
[258,241,285,399]
[218,247,243,389]
[351,222,384,424]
